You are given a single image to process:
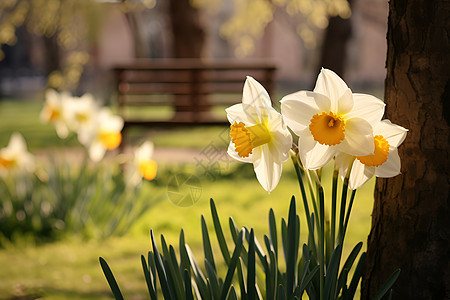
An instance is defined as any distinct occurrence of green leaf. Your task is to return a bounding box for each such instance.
[220,230,244,300]
[148,251,158,296]
[141,254,158,300]
[202,215,216,272]
[286,196,299,298]
[185,244,210,299]
[277,283,285,300]
[299,265,320,295]
[99,257,124,300]
[205,259,221,299]
[161,235,183,300]
[281,218,288,265]
[227,285,239,300]
[210,198,231,265]
[184,269,195,300]
[269,208,278,259]
[236,258,248,300]
[347,252,366,299]
[373,269,401,300]
[151,230,175,300]
[324,244,342,300]
[337,242,362,294]
[179,229,191,277]
[247,229,256,300]
[266,244,277,300]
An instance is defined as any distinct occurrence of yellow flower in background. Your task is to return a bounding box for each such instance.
[226,76,292,193]
[40,89,71,139]
[78,108,124,162]
[128,141,158,185]
[0,133,35,177]
[281,68,385,170]
[335,120,408,190]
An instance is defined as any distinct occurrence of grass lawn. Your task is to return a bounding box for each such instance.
[0,99,375,299]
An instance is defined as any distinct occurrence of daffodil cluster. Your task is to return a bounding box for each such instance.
[41,90,157,182]
[227,69,407,192]
[41,90,124,162]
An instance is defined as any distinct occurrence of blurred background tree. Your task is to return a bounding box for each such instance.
[0,0,104,91]
[361,0,450,298]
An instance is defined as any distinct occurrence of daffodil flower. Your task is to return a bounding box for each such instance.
[0,133,35,177]
[40,89,71,138]
[78,108,124,162]
[226,76,292,192]
[335,119,408,190]
[64,93,98,133]
[281,68,385,170]
[128,141,158,185]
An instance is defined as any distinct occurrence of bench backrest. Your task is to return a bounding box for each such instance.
[114,59,277,126]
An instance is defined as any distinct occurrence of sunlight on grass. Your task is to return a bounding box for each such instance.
[0,162,374,299]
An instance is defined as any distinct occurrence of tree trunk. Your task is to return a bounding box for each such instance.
[318,0,353,79]
[168,0,205,58]
[168,0,209,121]
[361,0,450,299]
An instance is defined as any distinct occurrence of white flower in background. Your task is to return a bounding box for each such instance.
[0,133,35,177]
[128,141,158,185]
[64,93,98,133]
[281,68,385,170]
[226,76,292,193]
[78,108,124,162]
[335,120,408,190]
[40,89,71,138]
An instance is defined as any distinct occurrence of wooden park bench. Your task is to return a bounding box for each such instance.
[114,59,277,143]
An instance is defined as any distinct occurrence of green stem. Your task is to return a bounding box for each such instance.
[331,166,339,251]
[305,170,320,232]
[291,155,317,257]
[318,185,325,300]
[342,189,357,242]
[337,166,352,247]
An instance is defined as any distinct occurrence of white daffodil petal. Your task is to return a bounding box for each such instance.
[335,153,355,180]
[89,142,106,162]
[347,94,385,124]
[346,117,374,135]
[269,131,292,163]
[226,104,258,125]
[253,145,282,193]
[375,120,408,148]
[280,95,322,134]
[55,123,69,139]
[297,128,317,166]
[375,147,401,178]
[337,88,354,115]
[314,69,349,109]
[9,132,27,153]
[242,76,272,117]
[305,142,337,170]
[349,160,375,190]
[339,130,374,157]
[227,143,253,163]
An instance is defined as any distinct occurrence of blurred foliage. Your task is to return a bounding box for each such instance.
[0,0,104,90]
[196,0,351,56]
[0,156,162,246]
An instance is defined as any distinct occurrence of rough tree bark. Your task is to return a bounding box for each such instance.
[361,0,449,299]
